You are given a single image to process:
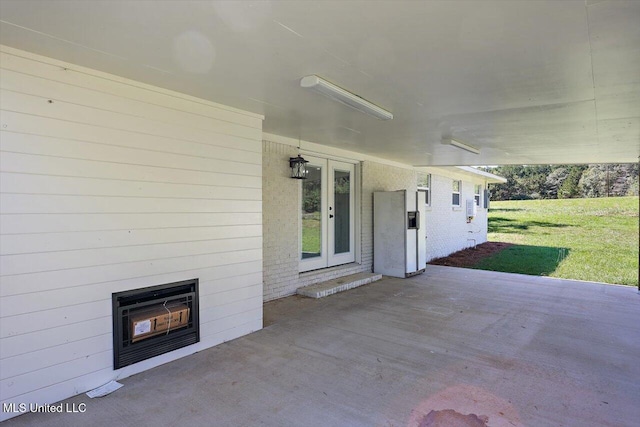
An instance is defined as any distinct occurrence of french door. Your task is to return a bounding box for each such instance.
[300,156,355,272]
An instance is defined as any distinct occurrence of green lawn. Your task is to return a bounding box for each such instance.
[477,197,639,286]
[302,213,321,256]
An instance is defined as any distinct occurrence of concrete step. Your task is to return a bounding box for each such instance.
[297,272,383,299]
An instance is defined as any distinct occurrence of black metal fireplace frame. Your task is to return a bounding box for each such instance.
[112,279,199,369]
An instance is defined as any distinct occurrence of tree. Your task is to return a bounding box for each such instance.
[557,165,586,198]
[610,163,639,196]
[489,165,527,200]
[578,165,606,198]
[521,165,551,199]
[627,169,639,196]
[578,164,639,197]
[545,167,568,199]
[487,163,636,200]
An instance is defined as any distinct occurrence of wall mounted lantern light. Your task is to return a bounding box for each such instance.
[289,154,309,179]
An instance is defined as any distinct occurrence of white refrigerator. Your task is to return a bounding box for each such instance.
[373,190,427,278]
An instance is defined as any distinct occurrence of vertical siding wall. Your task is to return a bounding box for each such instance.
[424,173,489,261]
[0,46,263,419]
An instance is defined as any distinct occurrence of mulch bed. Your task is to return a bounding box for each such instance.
[428,242,514,268]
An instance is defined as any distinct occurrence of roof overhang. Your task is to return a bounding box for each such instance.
[0,1,638,166]
[417,166,507,184]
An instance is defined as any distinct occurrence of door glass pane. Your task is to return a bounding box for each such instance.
[333,169,350,254]
[301,165,322,259]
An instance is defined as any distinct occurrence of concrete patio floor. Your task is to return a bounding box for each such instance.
[4,265,639,427]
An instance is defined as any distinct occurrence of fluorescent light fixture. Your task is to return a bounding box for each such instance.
[442,138,480,155]
[300,75,393,120]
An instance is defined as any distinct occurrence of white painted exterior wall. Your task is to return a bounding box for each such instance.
[262,138,493,300]
[262,137,429,301]
[262,140,300,300]
[361,161,418,273]
[0,46,264,420]
[423,170,490,261]
[262,140,373,301]
[0,46,501,422]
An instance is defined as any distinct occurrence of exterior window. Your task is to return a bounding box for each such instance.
[474,184,482,206]
[417,173,431,206]
[452,180,461,206]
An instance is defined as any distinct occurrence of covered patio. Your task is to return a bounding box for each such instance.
[1,2,639,421]
[5,266,638,427]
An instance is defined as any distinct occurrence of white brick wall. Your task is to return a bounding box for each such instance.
[262,139,492,301]
[261,144,419,301]
[262,141,299,301]
[423,172,489,261]
[361,161,418,270]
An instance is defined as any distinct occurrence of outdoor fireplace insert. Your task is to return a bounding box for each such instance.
[112,279,199,369]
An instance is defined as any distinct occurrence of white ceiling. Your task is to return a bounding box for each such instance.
[1,0,638,166]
